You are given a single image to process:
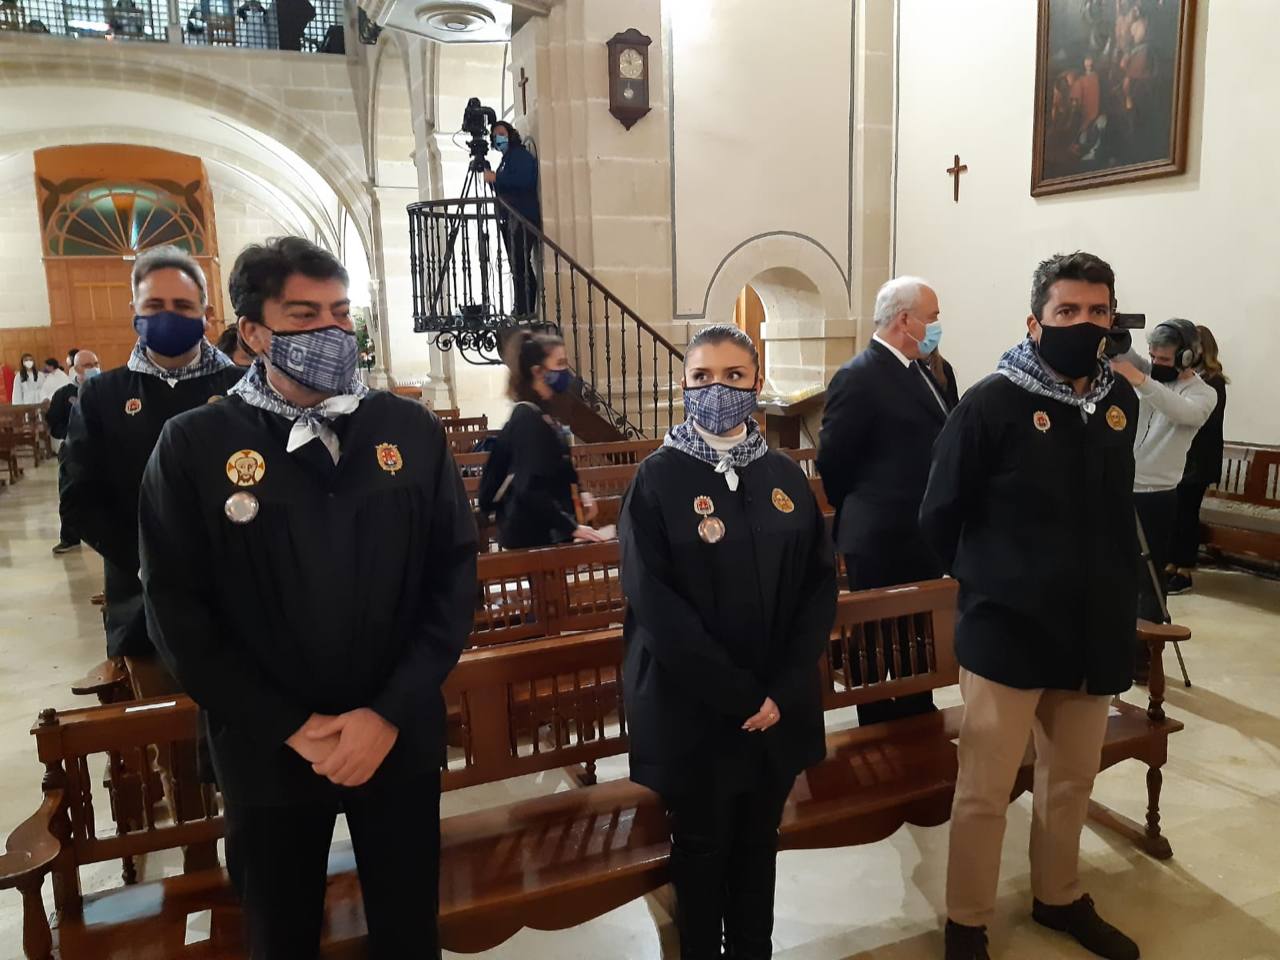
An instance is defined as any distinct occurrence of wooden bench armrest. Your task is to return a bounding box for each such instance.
[0,790,63,890]
[70,658,129,697]
[1137,619,1189,724]
[1137,619,1192,645]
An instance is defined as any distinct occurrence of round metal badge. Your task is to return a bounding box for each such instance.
[224,491,260,525]
[698,516,725,544]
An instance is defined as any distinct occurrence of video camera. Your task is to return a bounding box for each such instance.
[1105,311,1146,358]
[461,97,498,172]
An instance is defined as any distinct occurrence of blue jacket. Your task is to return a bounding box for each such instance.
[493,144,542,227]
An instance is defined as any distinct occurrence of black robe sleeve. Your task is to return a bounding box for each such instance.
[139,418,311,745]
[766,494,838,715]
[919,388,991,574]
[47,383,76,440]
[370,428,478,730]
[59,379,135,571]
[619,468,766,720]
[816,365,872,510]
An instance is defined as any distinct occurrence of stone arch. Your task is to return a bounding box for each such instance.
[700,233,852,340]
[0,48,373,257]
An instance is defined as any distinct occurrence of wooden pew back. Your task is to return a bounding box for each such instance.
[1209,442,1280,507]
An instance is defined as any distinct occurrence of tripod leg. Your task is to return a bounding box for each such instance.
[1171,639,1191,688]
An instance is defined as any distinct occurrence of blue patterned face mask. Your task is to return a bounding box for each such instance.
[265,325,358,394]
[682,382,758,435]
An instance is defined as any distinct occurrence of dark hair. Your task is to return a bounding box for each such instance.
[228,236,349,324]
[43,357,60,370]
[18,352,36,382]
[1196,324,1229,384]
[66,346,79,363]
[491,121,523,148]
[504,329,564,403]
[685,323,759,371]
[1029,251,1116,323]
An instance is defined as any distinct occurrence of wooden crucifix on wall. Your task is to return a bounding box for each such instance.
[947,154,968,202]
[519,68,530,115]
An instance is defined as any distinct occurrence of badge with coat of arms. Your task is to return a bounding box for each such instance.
[376,443,403,475]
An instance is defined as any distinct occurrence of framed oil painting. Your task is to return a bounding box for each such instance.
[1032,0,1197,197]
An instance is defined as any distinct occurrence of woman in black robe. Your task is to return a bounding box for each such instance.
[478,331,603,548]
[619,324,837,959]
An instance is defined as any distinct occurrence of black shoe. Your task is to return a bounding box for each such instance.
[1166,572,1193,595]
[944,920,990,960]
[51,541,81,555]
[1033,895,1139,960]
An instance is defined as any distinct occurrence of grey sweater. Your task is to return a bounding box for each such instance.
[1126,351,1219,493]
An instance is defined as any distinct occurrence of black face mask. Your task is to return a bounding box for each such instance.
[1150,363,1179,384]
[1035,321,1109,379]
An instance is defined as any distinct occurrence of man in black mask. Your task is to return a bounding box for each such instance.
[139,237,477,958]
[60,245,243,691]
[921,252,1140,960]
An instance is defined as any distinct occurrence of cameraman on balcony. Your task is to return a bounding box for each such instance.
[484,121,541,320]
[1110,319,1218,679]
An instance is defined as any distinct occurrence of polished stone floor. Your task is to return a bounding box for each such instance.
[1,461,1278,959]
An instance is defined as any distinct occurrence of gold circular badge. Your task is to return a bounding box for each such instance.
[771,488,795,514]
[124,398,142,416]
[225,449,266,487]
[1106,405,1127,432]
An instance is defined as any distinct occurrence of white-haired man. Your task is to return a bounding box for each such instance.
[817,276,951,725]
[60,246,244,690]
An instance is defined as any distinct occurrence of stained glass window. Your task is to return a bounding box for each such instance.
[47,184,206,256]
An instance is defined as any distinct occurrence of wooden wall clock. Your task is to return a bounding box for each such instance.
[606,28,652,130]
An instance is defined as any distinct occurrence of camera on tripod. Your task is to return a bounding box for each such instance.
[462,96,498,172]
[1105,311,1146,358]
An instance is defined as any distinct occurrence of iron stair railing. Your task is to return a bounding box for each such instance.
[408,193,683,439]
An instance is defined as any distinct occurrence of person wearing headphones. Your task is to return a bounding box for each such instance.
[1111,319,1218,678]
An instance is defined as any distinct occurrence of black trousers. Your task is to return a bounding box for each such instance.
[662,768,794,960]
[1134,489,1178,624]
[223,769,442,960]
[55,445,79,545]
[500,219,539,317]
[844,550,938,726]
[1172,480,1210,569]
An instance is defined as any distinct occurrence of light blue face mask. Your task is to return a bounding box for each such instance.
[493,134,509,153]
[919,321,943,356]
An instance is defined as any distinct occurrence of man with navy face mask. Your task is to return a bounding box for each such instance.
[60,246,242,678]
[139,236,477,958]
[817,275,952,726]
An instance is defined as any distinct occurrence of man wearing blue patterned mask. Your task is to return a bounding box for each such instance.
[139,236,476,959]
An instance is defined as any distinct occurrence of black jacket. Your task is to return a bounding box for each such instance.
[59,362,244,657]
[1182,373,1227,486]
[817,340,952,584]
[138,393,477,804]
[477,401,579,549]
[919,373,1139,695]
[47,381,79,440]
[619,447,838,797]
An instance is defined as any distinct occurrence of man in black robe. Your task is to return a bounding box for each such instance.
[922,252,1140,960]
[60,246,243,690]
[50,349,100,555]
[139,236,477,958]
[818,276,952,725]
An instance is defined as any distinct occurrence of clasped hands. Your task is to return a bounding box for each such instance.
[286,708,399,788]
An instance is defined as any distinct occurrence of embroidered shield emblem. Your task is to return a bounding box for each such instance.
[1033,410,1051,433]
[124,398,143,416]
[376,443,403,475]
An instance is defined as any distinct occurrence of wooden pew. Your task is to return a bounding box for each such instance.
[1201,441,1280,568]
[0,581,1183,959]
[455,437,662,475]
[0,404,50,467]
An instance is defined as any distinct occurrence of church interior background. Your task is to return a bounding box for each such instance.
[0,0,1278,957]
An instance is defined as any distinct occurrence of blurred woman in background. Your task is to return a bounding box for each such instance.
[13,352,43,405]
[478,330,602,548]
[1168,324,1228,594]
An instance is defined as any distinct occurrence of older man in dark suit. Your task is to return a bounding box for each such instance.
[817,276,952,725]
